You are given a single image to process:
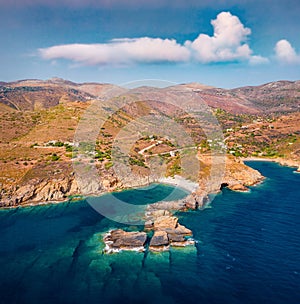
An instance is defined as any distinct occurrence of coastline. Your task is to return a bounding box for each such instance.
[1,153,299,302]
[2,157,299,210]
[0,197,75,210]
[2,158,297,254]
[0,178,194,210]
[241,157,300,171]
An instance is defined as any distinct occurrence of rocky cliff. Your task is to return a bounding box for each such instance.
[0,155,263,207]
[197,154,264,194]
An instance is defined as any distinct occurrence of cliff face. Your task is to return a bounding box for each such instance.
[0,156,264,207]
[2,177,78,207]
[0,163,76,207]
[0,162,115,207]
[223,157,264,190]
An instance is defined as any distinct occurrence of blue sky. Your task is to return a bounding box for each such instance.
[0,0,300,88]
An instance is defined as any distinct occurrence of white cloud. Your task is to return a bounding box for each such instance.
[249,55,270,65]
[39,38,190,66]
[274,39,300,64]
[39,11,268,66]
[185,12,267,63]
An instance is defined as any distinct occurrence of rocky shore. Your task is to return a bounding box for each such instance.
[0,156,263,208]
[0,155,265,255]
[101,156,266,254]
[0,155,266,254]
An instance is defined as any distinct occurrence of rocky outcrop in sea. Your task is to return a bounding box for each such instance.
[102,194,205,253]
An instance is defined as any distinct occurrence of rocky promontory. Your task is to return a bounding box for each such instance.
[197,155,264,194]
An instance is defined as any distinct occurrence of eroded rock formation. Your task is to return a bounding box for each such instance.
[103,230,147,253]
[104,199,196,254]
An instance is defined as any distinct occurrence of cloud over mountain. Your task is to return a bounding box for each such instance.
[275,40,300,64]
[39,12,267,66]
[39,38,190,66]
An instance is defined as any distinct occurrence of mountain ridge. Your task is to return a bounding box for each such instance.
[1,78,299,114]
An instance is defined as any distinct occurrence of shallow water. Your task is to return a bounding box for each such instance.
[0,162,299,303]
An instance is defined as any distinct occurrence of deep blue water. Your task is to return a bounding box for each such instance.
[0,162,299,304]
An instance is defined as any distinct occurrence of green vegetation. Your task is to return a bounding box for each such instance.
[47,141,64,147]
[95,149,111,161]
[230,150,247,157]
[51,153,60,161]
[105,162,113,169]
[64,143,73,152]
[129,156,148,168]
[169,164,181,176]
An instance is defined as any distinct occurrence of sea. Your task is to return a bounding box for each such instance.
[0,161,299,304]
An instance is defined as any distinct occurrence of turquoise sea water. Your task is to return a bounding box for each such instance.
[0,162,299,303]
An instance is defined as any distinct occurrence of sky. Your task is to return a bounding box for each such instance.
[0,0,300,88]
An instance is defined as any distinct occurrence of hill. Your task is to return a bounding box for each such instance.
[1,78,300,114]
[0,78,119,111]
